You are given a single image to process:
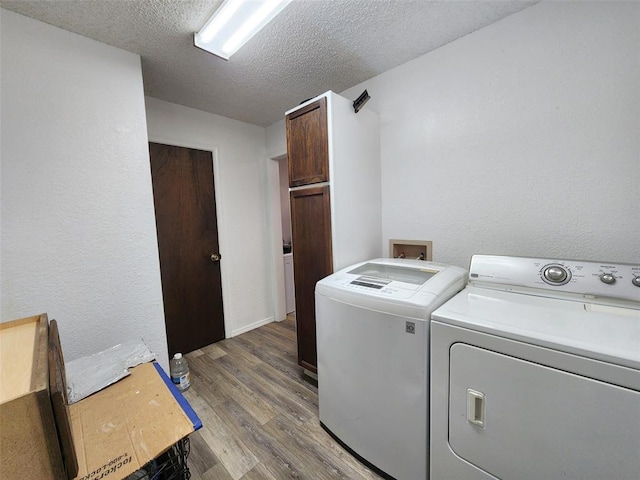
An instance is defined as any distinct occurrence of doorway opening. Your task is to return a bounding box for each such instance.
[277,156,296,316]
[268,153,296,323]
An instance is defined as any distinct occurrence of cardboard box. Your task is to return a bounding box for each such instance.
[70,362,200,480]
[0,314,66,479]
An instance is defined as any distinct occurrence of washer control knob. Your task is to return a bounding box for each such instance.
[633,277,640,288]
[544,266,568,284]
[600,273,616,285]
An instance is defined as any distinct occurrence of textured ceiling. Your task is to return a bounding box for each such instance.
[1,0,537,126]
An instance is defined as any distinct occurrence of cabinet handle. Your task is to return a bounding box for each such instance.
[467,389,485,428]
[211,253,221,262]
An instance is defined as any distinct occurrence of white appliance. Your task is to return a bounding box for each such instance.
[430,255,640,480]
[283,253,295,313]
[316,258,467,480]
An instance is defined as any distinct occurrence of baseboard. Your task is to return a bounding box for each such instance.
[230,316,274,337]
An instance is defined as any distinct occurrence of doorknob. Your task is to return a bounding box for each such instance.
[211,253,221,262]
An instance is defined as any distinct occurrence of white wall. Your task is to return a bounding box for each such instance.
[266,119,286,159]
[341,1,640,268]
[1,10,169,370]
[145,97,275,336]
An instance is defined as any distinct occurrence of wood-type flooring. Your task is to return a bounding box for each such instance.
[182,315,383,480]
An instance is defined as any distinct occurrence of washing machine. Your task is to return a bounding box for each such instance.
[315,258,467,480]
[430,255,640,480]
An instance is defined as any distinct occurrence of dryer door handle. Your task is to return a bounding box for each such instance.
[467,389,485,428]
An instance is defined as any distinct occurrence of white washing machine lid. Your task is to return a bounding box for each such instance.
[432,286,640,369]
[316,258,467,319]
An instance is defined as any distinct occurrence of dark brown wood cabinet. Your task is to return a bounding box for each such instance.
[289,186,332,372]
[285,91,381,374]
[286,97,328,187]
[287,97,332,374]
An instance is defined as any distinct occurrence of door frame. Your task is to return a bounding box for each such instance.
[148,134,231,339]
[266,153,288,323]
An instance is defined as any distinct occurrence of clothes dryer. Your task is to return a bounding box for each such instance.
[430,255,640,480]
[316,258,467,480]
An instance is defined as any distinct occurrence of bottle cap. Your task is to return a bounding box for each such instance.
[174,353,182,359]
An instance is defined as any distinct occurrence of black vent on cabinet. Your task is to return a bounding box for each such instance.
[352,90,370,113]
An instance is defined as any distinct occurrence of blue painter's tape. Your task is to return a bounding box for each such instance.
[153,362,203,431]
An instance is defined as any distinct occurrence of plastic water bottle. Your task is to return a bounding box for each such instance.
[170,353,191,392]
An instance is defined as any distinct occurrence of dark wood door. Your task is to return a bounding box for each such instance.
[149,142,225,356]
[290,185,333,372]
[286,97,329,187]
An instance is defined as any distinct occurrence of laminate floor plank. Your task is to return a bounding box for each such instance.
[235,326,296,360]
[249,321,298,349]
[201,462,236,480]
[185,390,260,480]
[261,319,297,342]
[184,317,382,480]
[201,342,228,360]
[186,431,220,478]
[239,463,278,480]
[301,417,383,480]
[214,337,267,369]
[188,356,233,407]
[216,354,315,426]
[213,397,311,480]
[279,315,297,333]
[262,414,371,480]
[194,350,278,425]
[230,332,317,395]
[241,329,297,362]
[251,362,318,414]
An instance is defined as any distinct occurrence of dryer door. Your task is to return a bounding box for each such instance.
[449,343,640,480]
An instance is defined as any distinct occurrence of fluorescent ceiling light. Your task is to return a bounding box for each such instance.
[195,0,292,60]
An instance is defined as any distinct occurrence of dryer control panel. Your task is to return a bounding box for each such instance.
[468,255,640,304]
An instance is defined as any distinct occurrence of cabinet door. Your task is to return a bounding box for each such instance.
[286,97,329,187]
[290,185,333,372]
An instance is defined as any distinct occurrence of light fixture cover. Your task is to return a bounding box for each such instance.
[195,0,292,60]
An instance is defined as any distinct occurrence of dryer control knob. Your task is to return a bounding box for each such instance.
[600,273,616,285]
[543,266,568,284]
[632,277,640,287]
